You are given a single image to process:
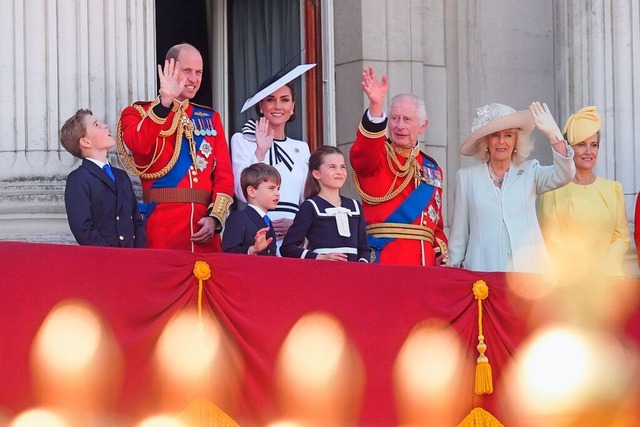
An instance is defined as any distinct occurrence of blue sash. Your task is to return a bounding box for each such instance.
[368,156,437,263]
[140,105,214,220]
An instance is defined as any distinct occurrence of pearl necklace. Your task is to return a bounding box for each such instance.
[487,163,506,188]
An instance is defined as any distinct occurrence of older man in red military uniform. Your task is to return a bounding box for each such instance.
[350,67,448,266]
[118,43,233,253]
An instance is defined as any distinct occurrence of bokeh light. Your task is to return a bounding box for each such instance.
[393,320,466,426]
[502,325,639,427]
[10,408,68,427]
[29,300,122,415]
[136,415,185,427]
[274,312,364,427]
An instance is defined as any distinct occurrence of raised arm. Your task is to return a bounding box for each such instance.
[362,67,388,118]
[529,102,568,157]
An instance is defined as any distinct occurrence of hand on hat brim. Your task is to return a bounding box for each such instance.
[460,111,534,156]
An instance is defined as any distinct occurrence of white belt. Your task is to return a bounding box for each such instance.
[313,247,358,255]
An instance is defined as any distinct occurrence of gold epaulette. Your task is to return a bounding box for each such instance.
[358,121,387,139]
[208,193,234,226]
[116,98,184,180]
[135,98,180,125]
[189,102,215,112]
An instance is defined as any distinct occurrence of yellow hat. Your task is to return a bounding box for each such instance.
[562,106,601,145]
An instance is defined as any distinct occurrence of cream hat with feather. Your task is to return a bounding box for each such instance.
[460,103,535,156]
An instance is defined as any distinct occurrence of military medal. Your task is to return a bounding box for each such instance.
[196,155,207,172]
[428,205,439,223]
[421,166,433,186]
[207,119,217,136]
[421,166,443,188]
[200,141,212,158]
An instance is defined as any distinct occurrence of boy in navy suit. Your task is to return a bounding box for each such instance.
[222,163,280,255]
[61,109,146,247]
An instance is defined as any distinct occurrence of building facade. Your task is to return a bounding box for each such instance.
[1,0,638,273]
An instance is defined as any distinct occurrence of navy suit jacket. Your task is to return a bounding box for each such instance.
[222,206,277,256]
[64,159,146,247]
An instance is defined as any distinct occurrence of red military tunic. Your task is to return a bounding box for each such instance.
[350,111,448,266]
[118,99,234,253]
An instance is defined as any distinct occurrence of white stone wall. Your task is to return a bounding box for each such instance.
[0,0,155,243]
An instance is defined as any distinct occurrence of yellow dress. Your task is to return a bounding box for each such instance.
[538,177,630,277]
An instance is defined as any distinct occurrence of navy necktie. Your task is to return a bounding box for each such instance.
[263,215,271,227]
[103,164,115,182]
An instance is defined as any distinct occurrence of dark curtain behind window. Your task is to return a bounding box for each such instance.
[155,0,212,108]
[228,0,302,139]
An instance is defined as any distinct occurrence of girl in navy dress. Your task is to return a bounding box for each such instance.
[281,146,370,262]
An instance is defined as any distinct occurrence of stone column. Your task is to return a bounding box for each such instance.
[333,0,434,196]
[554,0,640,274]
[0,0,155,243]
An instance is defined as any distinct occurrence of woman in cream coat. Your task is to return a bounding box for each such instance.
[448,102,575,273]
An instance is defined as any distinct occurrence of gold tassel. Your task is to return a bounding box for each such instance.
[193,261,212,330]
[177,397,240,427]
[456,407,504,427]
[472,280,493,395]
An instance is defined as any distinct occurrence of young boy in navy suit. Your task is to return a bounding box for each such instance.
[61,109,146,247]
[222,163,280,255]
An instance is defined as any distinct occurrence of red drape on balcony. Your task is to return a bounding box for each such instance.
[0,242,637,426]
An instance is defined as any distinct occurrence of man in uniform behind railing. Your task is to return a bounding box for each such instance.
[350,67,448,266]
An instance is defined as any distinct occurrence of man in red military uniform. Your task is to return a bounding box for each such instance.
[350,67,448,266]
[118,43,233,253]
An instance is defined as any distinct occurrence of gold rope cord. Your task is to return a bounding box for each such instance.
[116,104,187,180]
[352,143,421,205]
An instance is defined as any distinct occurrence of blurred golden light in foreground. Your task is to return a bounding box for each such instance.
[279,312,345,385]
[503,325,639,426]
[274,312,364,427]
[32,301,102,374]
[30,300,122,414]
[507,270,556,301]
[154,310,243,416]
[136,415,186,427]
[156,310,221,381]
[10,408,68,427]
[393,320,465,427]
[517,328,590,405]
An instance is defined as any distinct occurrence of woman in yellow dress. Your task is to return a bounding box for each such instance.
[539,106,630,277]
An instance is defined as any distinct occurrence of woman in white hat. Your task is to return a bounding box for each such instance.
[538,106,630,278]
[448,102,575,273]
[230,65,315,248]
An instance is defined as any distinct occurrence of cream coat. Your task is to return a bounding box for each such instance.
[449,148,575,273]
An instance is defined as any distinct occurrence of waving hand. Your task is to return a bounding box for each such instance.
[157,58,185,107]
[362,67,388,117]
